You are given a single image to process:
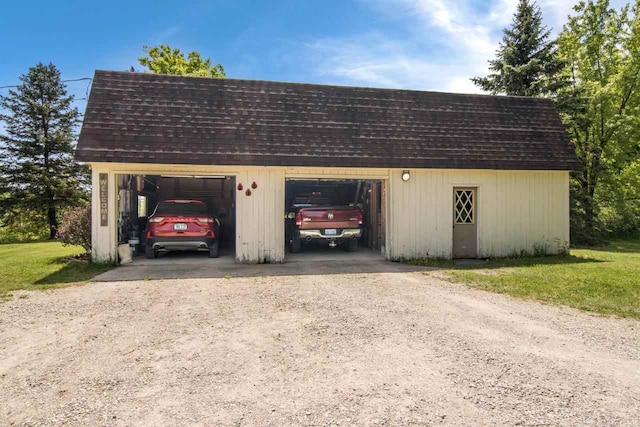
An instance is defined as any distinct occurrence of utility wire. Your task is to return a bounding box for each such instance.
[0,77,93,100]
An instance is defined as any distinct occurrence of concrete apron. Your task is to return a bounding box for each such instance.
[92,248,426,282]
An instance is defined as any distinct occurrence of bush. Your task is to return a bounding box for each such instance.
[0,221,49,244]
[0,209,49,243]
[56,204,91,252]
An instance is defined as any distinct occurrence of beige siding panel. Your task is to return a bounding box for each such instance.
[234,168,285,263]
[388,169,570,259]
[90,164,117,263]
[88,163,286,264]
[285,167,389,180]
[89,163,569,263]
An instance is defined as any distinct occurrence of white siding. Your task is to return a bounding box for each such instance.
[90,164,117,263]
[284,167,389,180]
[88,163,285,264]
[89,163,570,263]
[388,169,570,259]
[235,168,285,263]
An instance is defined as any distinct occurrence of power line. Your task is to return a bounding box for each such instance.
[0,77,93,102]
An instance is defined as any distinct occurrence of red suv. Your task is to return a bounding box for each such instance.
[144,199,220,259]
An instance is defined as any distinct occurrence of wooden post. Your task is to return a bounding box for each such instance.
[370,181,379,249]
[380,180,386,251]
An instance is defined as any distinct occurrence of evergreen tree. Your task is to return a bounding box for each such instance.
[0,63,89,239]
[472,0,563,96]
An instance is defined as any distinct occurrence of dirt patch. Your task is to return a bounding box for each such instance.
[0,272,639,426]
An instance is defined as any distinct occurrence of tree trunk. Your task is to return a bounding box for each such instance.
[582,167,599,243]
[583,192,595,242]
[48,201,57,240]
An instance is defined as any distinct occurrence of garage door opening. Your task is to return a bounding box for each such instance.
[116,174,236,261]
[284,179,385,259]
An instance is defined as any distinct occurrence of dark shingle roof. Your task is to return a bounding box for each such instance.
[75,70,580,170]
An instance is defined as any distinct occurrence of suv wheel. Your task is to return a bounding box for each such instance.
[208,242,220,258]
[145,245,158,259]
[290,238,302,253]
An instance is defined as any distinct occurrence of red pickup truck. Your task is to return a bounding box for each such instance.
[286,195,363,252]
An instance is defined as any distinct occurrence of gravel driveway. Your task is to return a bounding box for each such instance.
[1,269,639,426]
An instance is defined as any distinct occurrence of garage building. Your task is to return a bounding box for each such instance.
[75,71,580,263]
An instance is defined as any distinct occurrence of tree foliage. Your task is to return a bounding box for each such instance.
[0,63,89,239]
[138,45,226,77]
[556,0,640,241]
[474,0,640,242]
[472,0,564,96]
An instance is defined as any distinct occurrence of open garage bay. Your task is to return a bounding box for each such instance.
[284,178,386,259]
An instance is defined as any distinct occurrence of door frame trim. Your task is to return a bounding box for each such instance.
[451,184,481,258]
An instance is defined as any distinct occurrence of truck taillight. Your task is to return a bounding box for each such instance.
[295,212,302,226]
[149,217,164,223]
[357,211,363,225]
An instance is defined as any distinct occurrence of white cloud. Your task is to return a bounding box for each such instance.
[302,0,633,94]
[305,34,487,94]
[303,0,503,93]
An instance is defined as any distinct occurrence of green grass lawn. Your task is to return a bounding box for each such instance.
[404,238,640,319]
[0,241,112,299]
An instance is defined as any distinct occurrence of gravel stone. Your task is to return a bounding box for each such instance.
[0,271,639,426]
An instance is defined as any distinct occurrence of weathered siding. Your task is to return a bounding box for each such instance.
[387,169,570,259]
[89,162,570,263]
[235,168,285,263]
[90,164,118,263]
[89,163,285,264]
[284,167,389,180]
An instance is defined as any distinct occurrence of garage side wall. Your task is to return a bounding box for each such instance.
[91,164,118,263]
[235,168,285,263]
[88,163,286,264]
[388,170,570,259]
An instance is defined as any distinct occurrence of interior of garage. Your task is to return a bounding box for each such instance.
[115,174,236,259]
[284,179,385,257]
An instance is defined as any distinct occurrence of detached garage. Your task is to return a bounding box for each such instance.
[75,70,579,264]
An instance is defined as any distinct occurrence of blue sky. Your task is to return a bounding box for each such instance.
[0,0,630,112]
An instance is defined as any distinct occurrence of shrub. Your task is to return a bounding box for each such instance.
[0,214,49,243]
[57,204,91,252]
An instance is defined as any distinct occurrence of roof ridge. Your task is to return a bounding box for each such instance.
[93,69,551,102]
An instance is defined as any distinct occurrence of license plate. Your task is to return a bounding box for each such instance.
[173,223,187,231]
[324,229,337,235]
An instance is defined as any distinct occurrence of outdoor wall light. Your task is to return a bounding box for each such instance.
[401,170,411,182]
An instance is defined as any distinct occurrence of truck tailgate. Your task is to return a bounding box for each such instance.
[297,206,362,229]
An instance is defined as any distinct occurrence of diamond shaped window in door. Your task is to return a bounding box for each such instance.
[454,190,474,224]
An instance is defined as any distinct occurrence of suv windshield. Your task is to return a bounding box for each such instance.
[154,201,209,216]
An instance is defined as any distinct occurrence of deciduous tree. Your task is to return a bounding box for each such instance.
[138,45,226,77]
[556,0,640,241]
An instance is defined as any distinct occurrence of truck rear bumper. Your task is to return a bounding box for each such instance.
[299,228,362,240]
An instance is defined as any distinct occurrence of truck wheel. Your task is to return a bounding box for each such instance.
[290,238,302,253]
[208,242,220,258]
[145,245,157,259]
[345,238,358,252]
